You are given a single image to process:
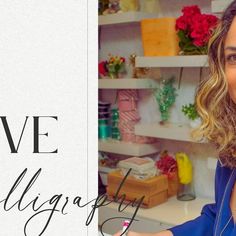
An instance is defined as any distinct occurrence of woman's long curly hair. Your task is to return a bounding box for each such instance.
[193,0,236,165]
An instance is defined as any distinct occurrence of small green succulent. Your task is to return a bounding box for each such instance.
[181,103,199,120]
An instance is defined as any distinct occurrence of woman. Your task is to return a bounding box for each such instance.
[113,1,236,235]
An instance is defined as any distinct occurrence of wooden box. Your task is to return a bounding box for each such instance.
[141,18,180,56]
[107,171,168,208]
[167,171,179,197]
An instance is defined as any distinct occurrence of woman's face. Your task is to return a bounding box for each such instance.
[225,17,236,103]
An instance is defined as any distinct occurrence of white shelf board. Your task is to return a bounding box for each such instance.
[135,55,208,68]
[135,122,199,143]
[99,196,213,227]
[99,78,158,89]
[211,0,232,13]
[99,139,160,156]
[99,11,158,26]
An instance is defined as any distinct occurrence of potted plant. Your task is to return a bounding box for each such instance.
[176,5,218,55]
[106,54,126,78]
[154,77,177,124]
[181,103,201,128]
[98,54,126,79]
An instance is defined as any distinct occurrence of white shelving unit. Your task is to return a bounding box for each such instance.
[98,6,214,234]
[135,55,208,68]
[99,11,157,26]
[211,0,232,13]
[134,122,200,143]
[99,78,158,89]
[99,139,160,156]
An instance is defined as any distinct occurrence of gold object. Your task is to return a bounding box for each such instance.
[119,0,139,12]
[129,53,149,78]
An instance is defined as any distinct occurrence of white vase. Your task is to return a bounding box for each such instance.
[189,117,201,128]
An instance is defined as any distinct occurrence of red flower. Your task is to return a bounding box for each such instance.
[193,38,204,47]
[190,14,218,47]
[176,16,188,31]
[120,57,125,63]
[99,61,108,76]
[156,153,177,179]
[176,6,201,31]
[181,5,201,17]
[176,5,219,53]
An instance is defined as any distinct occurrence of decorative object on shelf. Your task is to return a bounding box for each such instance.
[117,89,141,142]
[99,151,121,168]
[99,106,109,113]
[141,18,180,56]
[118,89,138,111]
[98,101,111,139]
[99,112,110,119]
[102,0,121,15]
[98,124,111,139]
[182,103,201,128]
[99,100,111,107]
[156,150,178,197]
[99,151,120,186]
[154,77,177,123]
[129,53,149,78]
[176,5,219,55]
[111,107,121,140]
[99,54,126,79]
[143,0,161,13]
[107,54,126,78]
[98,119,108,126]
[118,157,157,180]
[119,0,139,12]
[156,150,177,179]
[175,152,196,201]
[98,61,108,78]
[99,0,109,15]
[119,110,140,121]
[98,173,106,194]
[190,117,202,129]
[107,169,168,208]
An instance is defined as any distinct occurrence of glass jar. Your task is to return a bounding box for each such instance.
[177,181,196,201]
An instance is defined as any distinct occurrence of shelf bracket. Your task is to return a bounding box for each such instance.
[199,67,203,84]
[178,67,183,89]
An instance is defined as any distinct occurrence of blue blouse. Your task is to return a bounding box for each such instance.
[169,161,236,236]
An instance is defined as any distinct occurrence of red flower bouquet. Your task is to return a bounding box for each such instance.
[156,150,177,179]
[176,5,219,55]
[106,54,126,79]
[98,55,126,79]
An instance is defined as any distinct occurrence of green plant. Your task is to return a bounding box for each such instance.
[181,103,199,120]
[106,54,126,78]
[154,77,177,122]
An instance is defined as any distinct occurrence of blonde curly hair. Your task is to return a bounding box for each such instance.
[193,1,236,164]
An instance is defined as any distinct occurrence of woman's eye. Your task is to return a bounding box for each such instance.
[226,54,236,64]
